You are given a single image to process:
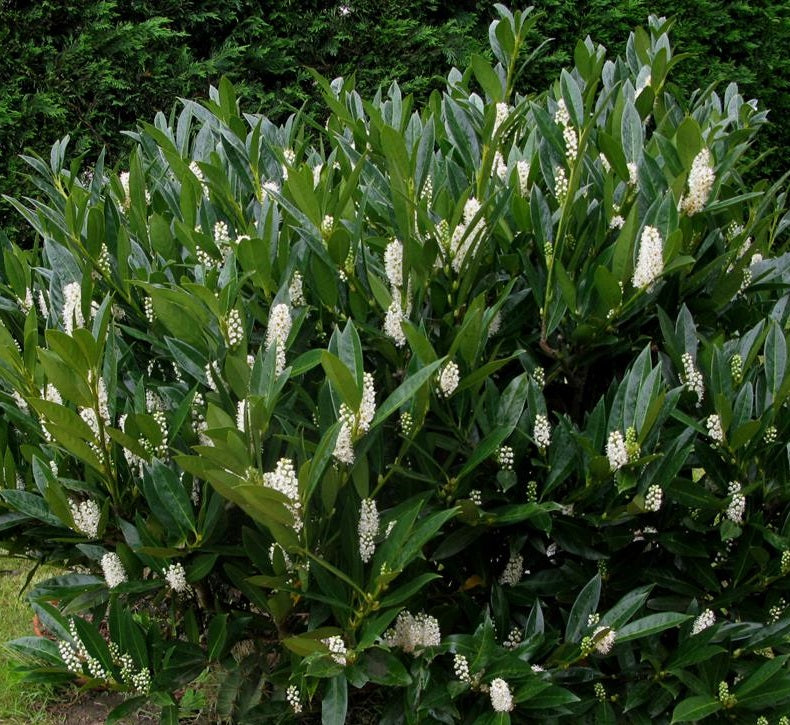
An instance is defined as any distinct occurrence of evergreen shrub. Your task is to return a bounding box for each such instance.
[1,6,790,723]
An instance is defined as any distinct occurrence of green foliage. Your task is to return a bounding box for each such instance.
[2,1,789,244]
[1,7,790,723]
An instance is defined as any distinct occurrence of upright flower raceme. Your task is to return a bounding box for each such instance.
[681,352,704,406]
[632,226,663,290]
[263,458,302,533]
[265,303,292,375]
[489,678,514,712]
[101,552,127,589]
[492,102,509,136]
[533,414,551,450]
[70,499,100,538]
[680,148,714,216]
[358,498,379,563]
[383,611,441,654]
[726,481,746,523]
[498,553,525,586]
[516,160,530,196]
[384,297,407,347]
[62,282,83,336]
[384,238,403,288]
[332,373,376,465]
[691,609,716,635]
[606,431,628,471]
[437,361,460,398]
[707,414,724,445]
[382,239,412,346]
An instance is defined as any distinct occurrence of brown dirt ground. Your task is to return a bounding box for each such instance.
[45,692,158,725]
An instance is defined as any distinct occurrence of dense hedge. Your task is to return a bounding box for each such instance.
[1,0,788,237]
[2,6,790,721]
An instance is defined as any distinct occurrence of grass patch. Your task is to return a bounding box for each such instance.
[0,554,59,724]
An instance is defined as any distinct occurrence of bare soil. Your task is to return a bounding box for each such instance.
[45,692,158,725]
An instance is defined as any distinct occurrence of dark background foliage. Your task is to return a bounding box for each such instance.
[1,0,788,241]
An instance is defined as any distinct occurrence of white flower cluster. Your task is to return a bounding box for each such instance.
[62,282,84,336]
[503,625,523,650]
[469,489,482,505]
[286,684,302,714]
[453,653,471,683]
[37,290,49,319]
[691,609,716,635]
[592,625,617,654]
[533,414,551,450]
[437,361,460,398]
[627,162,638,187]
[563,124,579,162]
[609,213,625,230]
[263,458,302,533]
[450,197,487,272]
[738,252,763,294]
[599,153,611,173]
[152,409,168,458]
[726,481,746,523]
[17,287,33,313]
[489,678,514,712]
[214,221,231,246]
[164,562,189,593]
[554,166,568,201]
[322,635,347,665]
[420,174,433,202]
[226,309,244,348]
[383,611,441,654]
[496,445,514,470]
[265,303,292,375]
[493,102,509,136]
[645,484,663,512]
[119,171,131,209]
[143,296,155,324]
[189,161,208,196]
[101,552,127,589]
[384,239,403,288]
[492,151,507,181]
[488,310,502,338]
[358,498,379,563]
[320,214,334,238]
[498,552,524,586]
[333,372,376,465]
[516,160,530,197]
[130,668,152,694]
[554,98,570,127]
[59,619,89,674]
[706,414,724,445]
[382,239,411,346]
[681,352,704,405]
[288,272,305,306]
[399,411,414,436]
[606,430,629,471]
[632,225,663,289]
[680,148,714,216]
[384,296,407,347]
[70,498,100,538]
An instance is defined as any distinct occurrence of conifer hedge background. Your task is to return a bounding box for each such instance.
[1,0,788,241]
